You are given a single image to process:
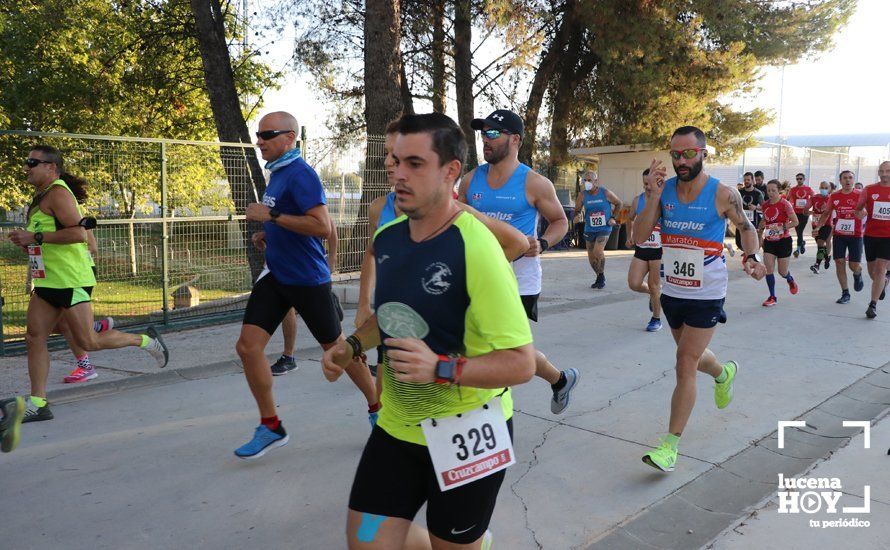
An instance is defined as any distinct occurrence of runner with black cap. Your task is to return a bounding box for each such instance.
[459,109,581,415]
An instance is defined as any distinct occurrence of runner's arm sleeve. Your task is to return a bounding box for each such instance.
[457,216,533,357]
[290,166,327,212]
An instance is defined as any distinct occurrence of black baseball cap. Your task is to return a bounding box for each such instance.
[471,109,524,137]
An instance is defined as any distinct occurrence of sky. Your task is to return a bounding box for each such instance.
[258,0,890,140]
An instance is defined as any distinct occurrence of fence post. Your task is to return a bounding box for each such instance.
[806,150,812,184]
[160,142,170,326]
[339,174,346,224]
[776,145,782,180]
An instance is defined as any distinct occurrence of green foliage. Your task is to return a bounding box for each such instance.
[559,0,854,162]
[0,0,276,212]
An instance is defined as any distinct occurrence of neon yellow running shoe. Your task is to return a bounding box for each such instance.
[714,360,738,409]
[1,396,25,453]
[481,529,493,550]
[642,440,677,472]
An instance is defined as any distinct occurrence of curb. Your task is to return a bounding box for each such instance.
[47,358,246,405]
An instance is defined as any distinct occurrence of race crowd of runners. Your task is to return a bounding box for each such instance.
[2,107,889,549]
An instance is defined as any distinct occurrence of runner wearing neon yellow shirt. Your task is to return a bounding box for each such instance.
[324,114,534,549]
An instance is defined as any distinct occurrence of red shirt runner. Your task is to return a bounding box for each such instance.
[861,183,890,238]
[761,198,795,241]
[830,189,863,237]
[788,185,814,214]
[811,194,830,228]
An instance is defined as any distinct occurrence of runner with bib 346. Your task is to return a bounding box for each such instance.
[632,126,766,473]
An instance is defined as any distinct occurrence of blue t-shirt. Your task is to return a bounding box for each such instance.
[261,157,331,286]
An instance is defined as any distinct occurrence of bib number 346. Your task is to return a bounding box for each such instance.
[421,397,515,491]
[663,247,704,289]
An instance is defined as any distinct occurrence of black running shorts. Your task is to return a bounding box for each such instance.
[633,246,663,262]
[763,237,793,259]
[33,286,93,309]
[660,294,727,330]
[864,236,890,262]
[815,226,831,242]
[242,273,341,344]
[520,293,539,322]
[348,420,512,545]
[832,235,863,263]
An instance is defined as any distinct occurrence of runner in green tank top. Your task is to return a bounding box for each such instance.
[7,145,169,425]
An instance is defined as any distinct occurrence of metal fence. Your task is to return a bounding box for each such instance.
[0,130,381,353]
[709,141,882,188]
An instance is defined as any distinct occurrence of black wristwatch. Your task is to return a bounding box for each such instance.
[538,238,549,253]
[33,232,44,245]
[268,208,281,223]
[744,253,762,264]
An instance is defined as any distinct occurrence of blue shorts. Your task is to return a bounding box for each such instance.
[832,235,863,263]
[660,294,727,330]
[584,229,612,243]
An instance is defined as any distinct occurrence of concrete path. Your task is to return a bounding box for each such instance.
[2,245,889,549]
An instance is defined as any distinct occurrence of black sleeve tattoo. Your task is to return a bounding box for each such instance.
[728,190,755,232]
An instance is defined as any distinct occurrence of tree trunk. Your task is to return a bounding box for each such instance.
[430,0,447,113]
[453,0,477,169]
[550,35,599,175]
[520,0,578,166]
[189,0,265,280]
[355,0,405,270]
[365,0,404,135]
[400,59,415,115]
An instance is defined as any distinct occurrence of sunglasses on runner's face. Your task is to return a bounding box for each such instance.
[255,129,293,140]
[480,129,510,140]
[669,148,705,160]
[25,158,53,168]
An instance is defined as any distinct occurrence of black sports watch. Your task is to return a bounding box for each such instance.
[538,238,549,253]
[744,253,762,264]
[268,208,281,223]
[33,231,44,245]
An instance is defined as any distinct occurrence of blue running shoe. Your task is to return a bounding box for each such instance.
[854,273,864,292]
[234,425,289,460]
[551,368,580,414]
[646,317,663,332]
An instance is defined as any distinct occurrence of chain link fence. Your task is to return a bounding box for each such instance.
[709,141,881,188]
[0,130,381,353]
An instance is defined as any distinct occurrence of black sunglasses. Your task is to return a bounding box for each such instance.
[25,158,54,168]
[255,129,294,140]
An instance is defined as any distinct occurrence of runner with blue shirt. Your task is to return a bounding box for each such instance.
[459,109,580,415]
[234,111,378,459]
[574,170,622,289]
[624,168,663,332]
[633,126,766,472]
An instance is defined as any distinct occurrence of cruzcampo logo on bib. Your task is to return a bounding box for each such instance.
[377,302,430,339]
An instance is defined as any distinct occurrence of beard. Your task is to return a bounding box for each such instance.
[674,158,703,182]
[483,141,509,164]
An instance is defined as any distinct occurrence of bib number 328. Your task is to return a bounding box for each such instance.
[421,397,515,491]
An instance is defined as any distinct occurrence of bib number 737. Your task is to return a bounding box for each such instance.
[421,397,515,491]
